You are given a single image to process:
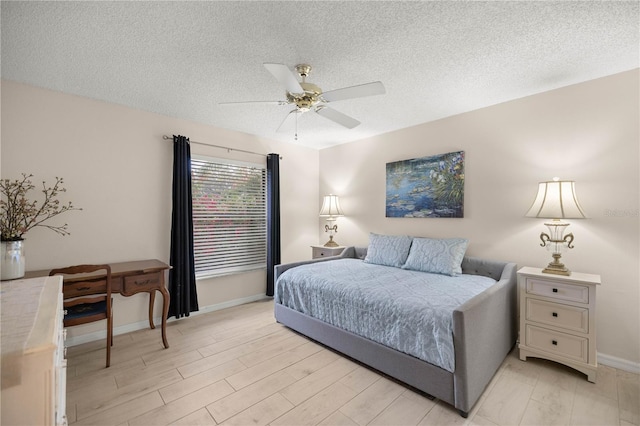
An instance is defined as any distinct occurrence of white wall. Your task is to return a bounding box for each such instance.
[1,80,320,341]
[319,70,640,369]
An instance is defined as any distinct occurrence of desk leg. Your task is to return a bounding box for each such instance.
[159,286,170,348]
[148,291,156,329]
[147,289,169,348]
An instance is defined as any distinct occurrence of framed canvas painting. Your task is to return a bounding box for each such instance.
[386,151,464,218]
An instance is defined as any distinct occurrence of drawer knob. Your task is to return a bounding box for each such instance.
[552,340,558,346]
[552,288,558,293]
[552,312,558,317]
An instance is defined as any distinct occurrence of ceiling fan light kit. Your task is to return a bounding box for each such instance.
[221,62,385,139]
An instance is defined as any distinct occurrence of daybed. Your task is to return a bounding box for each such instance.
[274,239,517,417]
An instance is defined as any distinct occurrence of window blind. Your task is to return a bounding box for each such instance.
[191,156,266,278]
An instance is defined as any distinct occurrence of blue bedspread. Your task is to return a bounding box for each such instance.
[275,258,496,372]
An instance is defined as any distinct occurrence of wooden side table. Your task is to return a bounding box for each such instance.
[517,266,601,382]
[311,245,346,259]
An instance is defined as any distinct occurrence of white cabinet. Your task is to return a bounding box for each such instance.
[518,267,600,382]
[311,245,345,259]
[1,276,67,425]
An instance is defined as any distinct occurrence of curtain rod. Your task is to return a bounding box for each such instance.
[163,135,281,159]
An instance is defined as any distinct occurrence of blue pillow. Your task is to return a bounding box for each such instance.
[364,233,413,268]
[402,237,468,276]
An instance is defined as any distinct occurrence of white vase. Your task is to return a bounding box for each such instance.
[1,240,26,280]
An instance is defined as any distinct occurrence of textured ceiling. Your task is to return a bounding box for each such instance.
[2,1,638,149]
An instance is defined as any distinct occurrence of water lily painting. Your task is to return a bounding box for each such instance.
[386,151,464,218]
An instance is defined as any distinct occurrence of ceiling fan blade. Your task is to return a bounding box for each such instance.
[264,63,304,94]
[321,81,385,103]
[219,100,288,105]
[315,106,360,129]
[276,109,302,133]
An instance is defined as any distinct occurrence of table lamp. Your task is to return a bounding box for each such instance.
[319,194,344,247]
[525,178,586,276]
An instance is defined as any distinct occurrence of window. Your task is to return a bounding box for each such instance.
[191,156,266,278]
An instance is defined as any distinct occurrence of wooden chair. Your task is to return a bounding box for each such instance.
[49,264,113,367]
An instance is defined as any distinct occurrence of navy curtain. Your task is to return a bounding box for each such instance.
[266,153,281,296]
[168,135,199,318]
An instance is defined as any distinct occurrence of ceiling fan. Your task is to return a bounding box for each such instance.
[221,63,385,138]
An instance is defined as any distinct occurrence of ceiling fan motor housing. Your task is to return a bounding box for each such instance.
[287,82,322,112]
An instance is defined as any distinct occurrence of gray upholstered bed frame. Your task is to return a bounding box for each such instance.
[274,246,517,417]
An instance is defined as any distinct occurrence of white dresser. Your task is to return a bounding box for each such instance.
[1,276,67,425]
[517,267,601,382]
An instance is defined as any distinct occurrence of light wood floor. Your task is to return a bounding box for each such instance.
[66,299,639,426]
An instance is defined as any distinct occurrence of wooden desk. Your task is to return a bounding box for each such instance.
[26,259,171,349]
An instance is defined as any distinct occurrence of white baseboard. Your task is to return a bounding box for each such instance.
[598,352,640,374]
[65,293,271,347]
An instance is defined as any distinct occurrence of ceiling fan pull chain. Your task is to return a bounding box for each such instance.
[295,111,298,141]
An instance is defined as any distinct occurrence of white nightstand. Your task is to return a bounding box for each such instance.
[311,245,345,259]
[518,266,601,382]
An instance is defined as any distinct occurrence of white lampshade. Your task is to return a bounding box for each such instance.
[525,179,586,219]
[319,194,344,219]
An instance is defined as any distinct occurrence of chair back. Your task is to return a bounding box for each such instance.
[49,264,114,367]
[49,264,112,327]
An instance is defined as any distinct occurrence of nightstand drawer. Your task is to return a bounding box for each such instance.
[311,246,345,259]
[526,298,589,333]
[526,278,589,304]
[525,324,588,363]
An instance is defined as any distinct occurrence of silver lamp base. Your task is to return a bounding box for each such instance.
[542,253,571,276]
[323,222,339,247]
[323,235,339,247]
[539,222,574,276]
